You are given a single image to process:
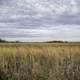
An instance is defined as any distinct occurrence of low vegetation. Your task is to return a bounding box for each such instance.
[0,43,80,80]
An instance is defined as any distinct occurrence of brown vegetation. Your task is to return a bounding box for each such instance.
[0,43,80,80]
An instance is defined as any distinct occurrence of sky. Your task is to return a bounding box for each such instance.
[0,0,80,42]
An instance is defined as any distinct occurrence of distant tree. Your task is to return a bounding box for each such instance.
[0,38,6,42]
[0,38,21,43]
[15,41,20,43]
[46,40,68,43]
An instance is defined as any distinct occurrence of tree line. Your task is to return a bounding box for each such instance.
[0,38,20,43]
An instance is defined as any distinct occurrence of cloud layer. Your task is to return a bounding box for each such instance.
[0,0,80,41]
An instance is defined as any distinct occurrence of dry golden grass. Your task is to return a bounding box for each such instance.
[0,43,80,80]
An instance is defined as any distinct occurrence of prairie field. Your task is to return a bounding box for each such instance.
[0,43,80,80]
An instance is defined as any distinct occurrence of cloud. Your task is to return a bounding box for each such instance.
[0,25,80,41]
[0,0,80,41]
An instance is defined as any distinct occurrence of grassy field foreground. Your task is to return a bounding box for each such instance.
[0,43,80,80]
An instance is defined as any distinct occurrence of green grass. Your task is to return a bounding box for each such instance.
[0,43,80,80]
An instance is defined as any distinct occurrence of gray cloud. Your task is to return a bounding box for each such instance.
[0,0,80,41]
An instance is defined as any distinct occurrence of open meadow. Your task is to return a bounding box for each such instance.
[0,43,80,80]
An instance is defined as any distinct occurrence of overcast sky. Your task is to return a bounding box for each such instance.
[0,0,80,42]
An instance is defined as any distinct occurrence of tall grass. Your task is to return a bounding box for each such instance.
[0,43,80,80]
